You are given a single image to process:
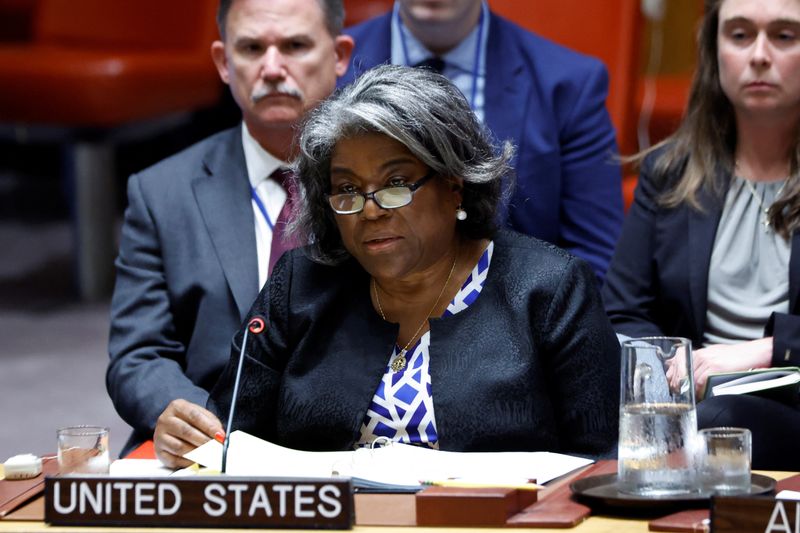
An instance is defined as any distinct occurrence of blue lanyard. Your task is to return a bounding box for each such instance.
[250,185,274,231]
[397,3,484,111]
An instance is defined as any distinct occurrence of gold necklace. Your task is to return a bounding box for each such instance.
[735,163,787,232]
[372,254,458,372]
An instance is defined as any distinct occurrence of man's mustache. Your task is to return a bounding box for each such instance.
[251,83,304,104]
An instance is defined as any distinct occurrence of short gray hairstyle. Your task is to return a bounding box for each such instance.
[217,0,345,40]
[290,64,515,265]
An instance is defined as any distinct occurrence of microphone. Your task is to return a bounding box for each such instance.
[221,316,266,473]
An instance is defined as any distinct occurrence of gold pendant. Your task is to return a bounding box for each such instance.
[390,351,407,372]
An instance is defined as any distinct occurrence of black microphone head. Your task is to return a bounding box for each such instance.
[248,316,266,335]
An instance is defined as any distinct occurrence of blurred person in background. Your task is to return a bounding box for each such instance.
[340,0,624,282]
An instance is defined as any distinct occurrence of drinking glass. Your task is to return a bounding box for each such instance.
[57,425,110,475]
[698,427,751,495]
[617,337,699,496]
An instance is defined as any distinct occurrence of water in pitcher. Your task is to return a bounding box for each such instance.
[617,402,698,496]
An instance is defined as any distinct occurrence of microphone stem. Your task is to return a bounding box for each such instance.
[221,326,250,474]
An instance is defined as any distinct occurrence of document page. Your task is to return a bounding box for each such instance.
[185,431,352,477]
[109,459,173,477]
[184,431,593,489]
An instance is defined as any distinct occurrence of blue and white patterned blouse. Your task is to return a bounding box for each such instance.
[357,242,494,449]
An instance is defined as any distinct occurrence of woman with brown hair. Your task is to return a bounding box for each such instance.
[603,0,800,469]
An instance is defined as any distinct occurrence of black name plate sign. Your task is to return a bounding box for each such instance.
[712,495,800,533]
[44,476,353,529]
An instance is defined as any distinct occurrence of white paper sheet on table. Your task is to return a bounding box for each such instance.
[109,459,218,477]
[109,459,173,477]
[184,430,593,489]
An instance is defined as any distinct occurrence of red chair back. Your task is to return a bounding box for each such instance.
[34,0,218,50]
[344,0,393,26]
[0,0,222,125]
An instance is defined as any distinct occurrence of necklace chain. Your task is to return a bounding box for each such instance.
[735,162,787,231]
[372,253,458,372]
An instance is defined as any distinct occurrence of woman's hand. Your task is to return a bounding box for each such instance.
[692,338,774,395]
[153,399,224,469]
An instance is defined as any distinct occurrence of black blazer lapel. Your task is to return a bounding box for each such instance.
[687,183,725,340]
[193,126,259,320]
[790,230,800,313]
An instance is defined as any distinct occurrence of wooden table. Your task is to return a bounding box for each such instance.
[1,466,792,533]
[0,516,658,533]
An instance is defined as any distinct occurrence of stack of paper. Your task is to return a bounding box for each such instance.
[184,431,593,490]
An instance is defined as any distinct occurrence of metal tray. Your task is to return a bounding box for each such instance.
[570,473,776,510]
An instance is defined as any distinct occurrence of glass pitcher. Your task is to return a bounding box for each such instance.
[617,337,699,496]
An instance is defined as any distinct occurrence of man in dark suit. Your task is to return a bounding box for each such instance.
[106,0,353,467]
[340,0,623,281]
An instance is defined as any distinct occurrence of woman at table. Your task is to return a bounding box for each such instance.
[193,65,620,462]
[603,0,800,469]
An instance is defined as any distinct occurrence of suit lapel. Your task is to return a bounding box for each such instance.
[687,183,724,339]
[790,231,800,313]
[346,12,528,148]
[193,126,259,320]
[484,14,526,152]
[341,13,392,85]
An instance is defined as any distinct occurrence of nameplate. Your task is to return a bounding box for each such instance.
[711,495,800,533]
[44,476,353,529]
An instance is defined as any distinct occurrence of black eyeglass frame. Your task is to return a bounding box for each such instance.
[326,171,435,215]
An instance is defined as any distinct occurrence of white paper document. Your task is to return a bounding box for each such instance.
[110,459,222,478]
[184,431,593,489]
[110,459,173,477]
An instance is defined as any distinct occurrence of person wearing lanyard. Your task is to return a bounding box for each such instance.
[107,0,354,468]
[339,0,624,284]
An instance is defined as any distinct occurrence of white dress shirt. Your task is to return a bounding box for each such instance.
[241,123,288,290]
[390,1,489,121]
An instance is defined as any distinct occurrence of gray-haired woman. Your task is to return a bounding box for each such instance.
[208,65,619,457]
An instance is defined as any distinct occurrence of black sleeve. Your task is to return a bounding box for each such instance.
[602,155,669,338]
[765,312,800,367]
[207,252,294,441]
[544,256,621,458]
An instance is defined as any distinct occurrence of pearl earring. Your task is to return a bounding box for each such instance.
[456,207,467,221]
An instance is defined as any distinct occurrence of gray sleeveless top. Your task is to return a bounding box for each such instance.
[704,177,790,346]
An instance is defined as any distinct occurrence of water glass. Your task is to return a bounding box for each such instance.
[617,337,699,496]
[57,426,110,475]
[698,427,751,495]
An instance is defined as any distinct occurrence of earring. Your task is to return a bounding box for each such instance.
[456,206,467,221]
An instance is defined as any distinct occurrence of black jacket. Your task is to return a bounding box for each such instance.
[603,153,800,366]
[209,230,620,457]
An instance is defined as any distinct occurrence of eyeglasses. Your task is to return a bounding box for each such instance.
[327,172,434,215]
